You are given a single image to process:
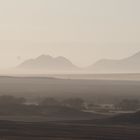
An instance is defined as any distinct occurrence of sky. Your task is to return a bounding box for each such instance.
[0,0,140,68]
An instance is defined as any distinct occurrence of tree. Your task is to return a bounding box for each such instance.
[115,99,140,111]
[86,102,98,110]
[62,98,85,110]
[0,95,26,106]
[39,97,60,107]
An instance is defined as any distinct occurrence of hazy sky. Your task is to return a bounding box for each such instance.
[0,0,140,68]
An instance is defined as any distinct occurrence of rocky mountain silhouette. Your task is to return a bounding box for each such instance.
[17,55,79,72]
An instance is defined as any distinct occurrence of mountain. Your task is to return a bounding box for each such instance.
[89,51,140,73]
[16,51,140,74]
[17,55,79,72]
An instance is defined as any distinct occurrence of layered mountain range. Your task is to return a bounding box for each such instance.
[17,51,140,73]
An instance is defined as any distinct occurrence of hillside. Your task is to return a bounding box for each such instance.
[89,51,140,73]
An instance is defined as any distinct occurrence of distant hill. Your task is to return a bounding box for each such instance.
[17,55,79,72]
[89,51,140,73]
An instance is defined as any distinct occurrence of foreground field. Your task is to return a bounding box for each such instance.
[0,121,140,140]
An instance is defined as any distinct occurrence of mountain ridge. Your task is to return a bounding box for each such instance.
[89,51,140,73]
[17,55,79,72]
[16,51,140,73]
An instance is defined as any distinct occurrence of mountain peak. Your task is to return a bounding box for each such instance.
[17,55,79,72]
[36,55,53,60]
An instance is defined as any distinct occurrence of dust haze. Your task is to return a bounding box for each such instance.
[0,0,140,140]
